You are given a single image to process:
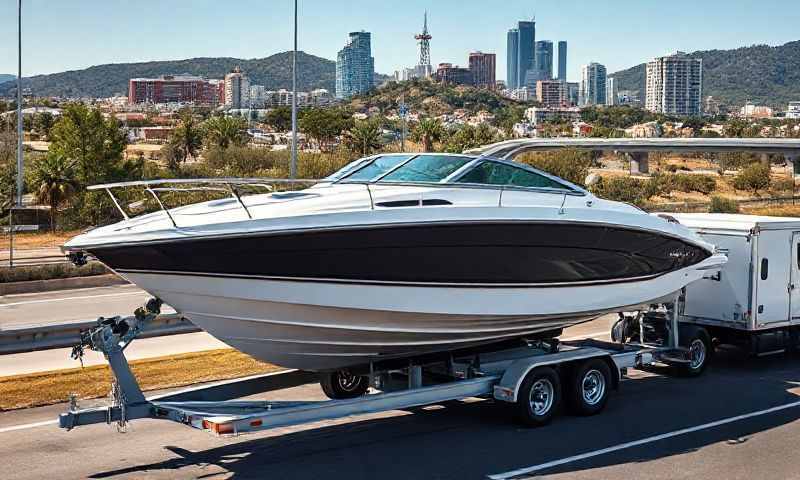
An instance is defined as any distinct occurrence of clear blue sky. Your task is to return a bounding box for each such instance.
[0,0,797,83]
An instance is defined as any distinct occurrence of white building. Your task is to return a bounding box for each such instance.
[224,66,250,109]
[645,52,702,116]
[249,85,267,108]
[606,77,617,106]
[524,107,582,126]
[580,62,607,106]
[740,102,774,119]
[787,102,800,119]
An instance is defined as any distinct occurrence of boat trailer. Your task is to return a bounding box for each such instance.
[60,295,698,435]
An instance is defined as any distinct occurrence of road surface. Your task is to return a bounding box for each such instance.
[0,246,65,267]
[0,338,798,480]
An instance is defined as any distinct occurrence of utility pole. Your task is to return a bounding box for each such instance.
[290,0,298,178]
[10,0,23,268]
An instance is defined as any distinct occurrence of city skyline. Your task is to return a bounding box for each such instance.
[1,0,798,83]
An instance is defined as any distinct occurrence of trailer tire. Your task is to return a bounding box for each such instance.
[515,367,561,427]
[678,327,711,377]
[321,370,369,399]
[567,359,612,416]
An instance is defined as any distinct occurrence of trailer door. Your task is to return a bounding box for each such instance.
[791,232,800,324]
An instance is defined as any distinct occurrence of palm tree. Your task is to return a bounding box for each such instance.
[202,116,248,149]
[414,118,444,152]
[170,114,203,164]
[345,120,383,155]
[31,154,78,232]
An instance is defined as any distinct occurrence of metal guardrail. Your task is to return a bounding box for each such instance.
[0,313,199,355]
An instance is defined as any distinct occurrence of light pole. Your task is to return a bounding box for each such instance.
[10,0,23,268]
[290,0,298,178]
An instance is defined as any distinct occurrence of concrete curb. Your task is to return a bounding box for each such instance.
[0,274,129,296]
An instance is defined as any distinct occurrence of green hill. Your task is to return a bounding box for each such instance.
[0,52,336,98]
[611,40,800,108]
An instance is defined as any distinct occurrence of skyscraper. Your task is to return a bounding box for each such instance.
[533,40,554,81]
[606,77,617,106]
[469,52,496,89]
[580,62,607,106]
[224,66,250,109]
[557,41,568,82]
[336,31,375,100]
[645,52,703,116]
[506,29,519,89]
[516,20,535,89]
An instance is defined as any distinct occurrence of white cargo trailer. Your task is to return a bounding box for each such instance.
[669,213,800,355]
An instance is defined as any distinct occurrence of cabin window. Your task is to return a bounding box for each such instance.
[456,161,570,190]
[761,258,769,280]
[343,155,414,181]
[381,155,473,183]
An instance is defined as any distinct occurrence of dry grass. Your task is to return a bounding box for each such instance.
[0,230,81,250]
[744,205,800,217]
[0,349,281,411]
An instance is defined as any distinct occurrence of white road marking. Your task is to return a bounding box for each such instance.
[487,400,800,479]
[0,291,145,308]
[0,420,57,434]
[2,283,137,299]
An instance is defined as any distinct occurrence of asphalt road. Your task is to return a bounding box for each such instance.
[1,318,799,480]
[0,246,65,267]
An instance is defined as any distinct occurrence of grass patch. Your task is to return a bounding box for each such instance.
[0,349,281,411]
[745,205,800,217]
[0,230,81,249]
[0,262,109,283]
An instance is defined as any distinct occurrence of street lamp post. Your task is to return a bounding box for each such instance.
[290,0,298,178]
[10,0,23,268]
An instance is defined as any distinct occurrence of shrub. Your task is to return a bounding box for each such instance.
[672,174,717,195]
[591,176,650,206]
[732,163,771,194]
[709,196,740,214]
[0,262,109,283]
[770,177,796,194]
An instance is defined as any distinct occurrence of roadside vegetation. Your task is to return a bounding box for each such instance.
[0,262,108,283]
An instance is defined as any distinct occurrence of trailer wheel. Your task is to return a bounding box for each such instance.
[515,367,561,427]
[320,370,369,399]
[678,327,711,377]
[566,359,611,416]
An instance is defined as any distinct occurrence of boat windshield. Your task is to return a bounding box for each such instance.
[454,160,571,191]
[380,155,473,183]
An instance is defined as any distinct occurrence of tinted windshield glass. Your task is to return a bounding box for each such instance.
[381,155,473,183]
[456,161,570,190]
[324,157,373,181]
[341,155,413,181]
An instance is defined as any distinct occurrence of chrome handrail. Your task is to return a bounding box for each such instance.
[89,178,325,227]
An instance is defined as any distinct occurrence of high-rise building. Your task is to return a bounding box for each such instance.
[469,52,496,89]
[645,52,702,116]
[580,62,607,106]
[506,29,519,89]
[224,66,250,109]
[557,41,568,82]
[536,80,567,108]
[414,12,433,78]
[606,77,617,106]
[533,41,554,82]
[516,20,535,89]
[567,82,580,106]
[249,85,267,108]
[336,31,375,99]
[128,75,223,105]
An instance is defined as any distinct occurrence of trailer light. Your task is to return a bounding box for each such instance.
[250,420,263,428]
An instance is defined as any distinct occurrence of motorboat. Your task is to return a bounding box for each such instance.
[63,151,726,372]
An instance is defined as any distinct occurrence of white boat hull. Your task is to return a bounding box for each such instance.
[122,253,725,370]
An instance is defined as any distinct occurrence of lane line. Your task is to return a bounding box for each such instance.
[0,291,145,308]
[0,420,57,434]
[2,283,137,299]
[487,400,800,480]
[560,330,609,341]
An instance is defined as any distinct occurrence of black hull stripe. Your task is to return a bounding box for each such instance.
[117,268,668,289]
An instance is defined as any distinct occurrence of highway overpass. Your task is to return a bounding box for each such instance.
[470,138,800,174]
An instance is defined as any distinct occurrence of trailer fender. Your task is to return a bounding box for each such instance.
[493,347,617,403]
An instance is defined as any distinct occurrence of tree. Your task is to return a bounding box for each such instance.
[413,118,444,152]
[518,149,595,187]
[0,129,17,211]
[344,120,383,155]
[33,112,55,140]
[265,106,292,132]
[31,154,78,231]
[48,103,128,185]
[442,124,502,153]
[733,163,771,195]
[168,114,203,165]
[202,115,248,149]
[299,108,354,151]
